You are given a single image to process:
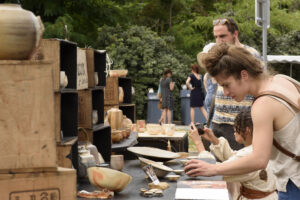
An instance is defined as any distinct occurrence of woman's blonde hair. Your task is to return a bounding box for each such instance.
[202,43,264,79]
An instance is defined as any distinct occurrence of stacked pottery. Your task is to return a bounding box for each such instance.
[0,4,44,60]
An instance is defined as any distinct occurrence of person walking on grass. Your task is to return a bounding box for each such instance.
[160,69,175,124]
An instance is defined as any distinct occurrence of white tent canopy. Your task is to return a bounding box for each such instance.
[267,55,300,64]
[267,55,300,77]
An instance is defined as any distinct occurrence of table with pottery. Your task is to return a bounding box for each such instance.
[77,147,222,200]
[135,121,189,152]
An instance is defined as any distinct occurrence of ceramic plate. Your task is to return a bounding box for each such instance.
[127,147,180,161]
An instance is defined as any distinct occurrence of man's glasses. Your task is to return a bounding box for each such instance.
[213,18,229,26]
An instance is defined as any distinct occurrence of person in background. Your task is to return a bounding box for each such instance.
[157,78,165,124]
[197,43,218,128]
[185,43,300,200]
[160,69,175,124]
[189,110,277,200]
[185,64,208,125]
[209,17,261,151]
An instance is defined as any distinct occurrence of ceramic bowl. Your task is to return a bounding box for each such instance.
[173,169,184,175]
[87,167,132,192]
[165,174,180,181]
[109,69,128,77]
[179,159,188,166]
[138,157,173,178]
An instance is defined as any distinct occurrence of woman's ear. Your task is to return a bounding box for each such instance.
[240,70,249,81]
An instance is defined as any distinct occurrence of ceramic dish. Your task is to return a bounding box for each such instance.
[165,174,180,181]
[138,157,173,178]
[173,169,184,175]
[127,147,180,162]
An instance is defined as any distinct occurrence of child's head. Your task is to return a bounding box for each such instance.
[234,110,253,145]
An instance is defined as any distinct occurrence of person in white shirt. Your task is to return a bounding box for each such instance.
[189,110,277,200]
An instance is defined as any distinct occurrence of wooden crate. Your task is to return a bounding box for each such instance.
[33,39,78,91]
[104,77,119,105]
[0,167,76,200]
[85,48,106,88]
[78,89,104,128]
[77,48,88,90]
[0,60,57,172]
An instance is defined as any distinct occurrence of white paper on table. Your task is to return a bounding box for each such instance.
[175,188,229,200]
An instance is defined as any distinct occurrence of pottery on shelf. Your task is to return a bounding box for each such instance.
[0,4,44,60]
[87,167,132,192]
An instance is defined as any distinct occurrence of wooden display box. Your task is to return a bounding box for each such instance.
[85,48,107,88]
[78,88,104,129]
[0,60,57,172]
[0,167,77,200]
[119,103,136,122]
[104,77,132,105]
[34,38,78,91]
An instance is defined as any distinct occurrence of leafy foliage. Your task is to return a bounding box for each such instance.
[96,25,193,119]
[15,0,300,120]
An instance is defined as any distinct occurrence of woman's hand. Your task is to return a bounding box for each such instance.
[184,159,217,177]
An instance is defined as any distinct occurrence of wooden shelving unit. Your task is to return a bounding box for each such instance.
[78,48,112,162]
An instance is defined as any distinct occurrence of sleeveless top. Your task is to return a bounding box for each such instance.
[269,96,300,192]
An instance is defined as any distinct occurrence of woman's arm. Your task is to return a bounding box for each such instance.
[185,76,193,90]
[184,99,274,177]
[203,73,208,92]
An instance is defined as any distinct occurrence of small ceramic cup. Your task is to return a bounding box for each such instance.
[110,155,124,171]
[94,72,99,86]
[60,71,68,88]
[92,110,98,125]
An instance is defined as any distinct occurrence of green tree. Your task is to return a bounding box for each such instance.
[96,25,193,119]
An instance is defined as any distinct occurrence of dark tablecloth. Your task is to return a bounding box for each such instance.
[77,158,222,200]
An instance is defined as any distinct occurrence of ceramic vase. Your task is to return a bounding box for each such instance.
[0,4,44,60]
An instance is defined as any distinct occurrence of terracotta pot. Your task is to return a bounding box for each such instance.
[0,4,44,60]
[87,167,132,192]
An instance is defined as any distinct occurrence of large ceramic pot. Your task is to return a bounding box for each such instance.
[0,4,44,60]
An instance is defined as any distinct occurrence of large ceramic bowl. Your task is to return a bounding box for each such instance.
[87,167,132,192]
[109,70,128,77]
[138,157,173,178]
[127,146,180,162]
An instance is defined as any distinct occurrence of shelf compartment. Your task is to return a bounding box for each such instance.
[85,48,107,88]
[93,125,111,162]
[78,88,104,129]
[36,39,78,91]
[61,92,78,138]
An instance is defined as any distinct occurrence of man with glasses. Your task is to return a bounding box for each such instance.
[207,18,261,151]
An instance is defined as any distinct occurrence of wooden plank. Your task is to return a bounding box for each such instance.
[104,77,119,105]
[85,48,96,88]
[0,167,76,200]
[77,48,88,90]
[0,61,57,171]
[55,92,61,142]
[78,90,92,128]
[57,144,72,168]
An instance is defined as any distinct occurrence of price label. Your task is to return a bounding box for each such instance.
[10,188,60,200]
